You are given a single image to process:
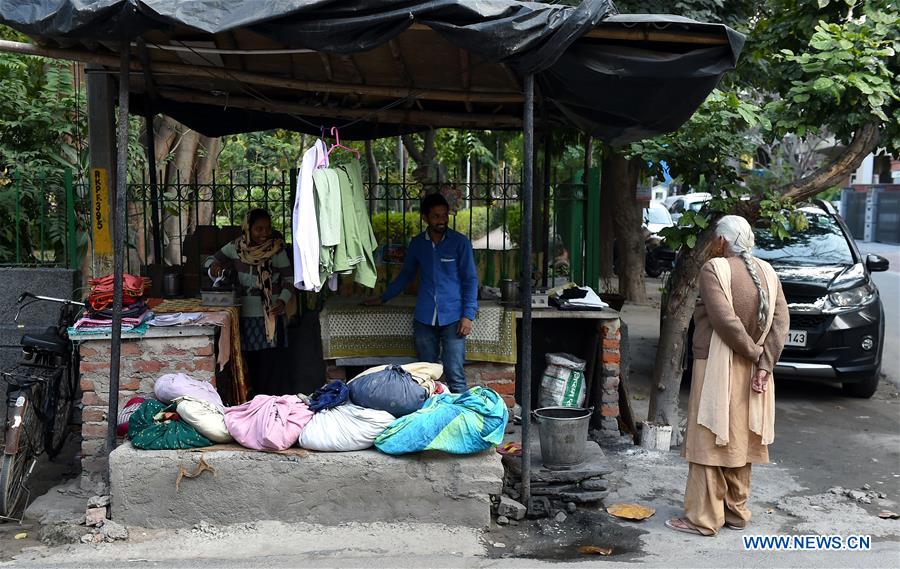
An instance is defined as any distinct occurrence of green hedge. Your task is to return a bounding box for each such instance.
[370,211,422,244]
[371,205,514,245]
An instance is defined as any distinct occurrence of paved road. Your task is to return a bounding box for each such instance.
[857,240,900,274]
[857,241,899,387]
[870,270,899,386]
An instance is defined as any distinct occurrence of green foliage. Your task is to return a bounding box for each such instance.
[636,0,899,256]
[766,3,899,151]
[505,204,523,247]
[218,130,309,174]
[450,207,485,240]
[0,31,88,264]
[370,211,421,245]
[630,89,765,192]
[435,130,497,171]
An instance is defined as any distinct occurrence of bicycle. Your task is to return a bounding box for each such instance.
[0,292,83,521]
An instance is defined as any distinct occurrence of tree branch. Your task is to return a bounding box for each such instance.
[779,122,880,201]
[401,134,425,164]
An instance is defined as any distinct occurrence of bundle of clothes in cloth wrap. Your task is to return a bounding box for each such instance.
[122,363,508,455]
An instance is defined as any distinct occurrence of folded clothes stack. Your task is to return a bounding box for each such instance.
[69,273,154,337]
[148,312,203,327]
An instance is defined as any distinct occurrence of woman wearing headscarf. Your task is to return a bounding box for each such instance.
[667,215,789,536]
[207,208,294,396]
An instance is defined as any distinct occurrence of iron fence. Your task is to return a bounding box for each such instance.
[126,168,588,286]
[7,166,590,286]
[0,169,84,269]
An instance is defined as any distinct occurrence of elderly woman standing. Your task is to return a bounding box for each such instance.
[208,208,294,396]
[667,215,789,536]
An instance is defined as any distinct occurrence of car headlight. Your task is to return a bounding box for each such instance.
[827,282,877,309]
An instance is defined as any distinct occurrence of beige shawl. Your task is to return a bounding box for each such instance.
[697,257,778,446]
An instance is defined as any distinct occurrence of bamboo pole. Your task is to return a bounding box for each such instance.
[0,39,523,104]
[407,22,730,45]
[156,88,524,129]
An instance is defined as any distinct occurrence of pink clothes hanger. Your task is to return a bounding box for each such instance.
[326,126,360,159]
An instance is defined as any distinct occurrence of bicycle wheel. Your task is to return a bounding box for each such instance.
[46,358,77,458]
[0,395,42,519]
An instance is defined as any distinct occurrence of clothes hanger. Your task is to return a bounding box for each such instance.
[326,126,360,159]
[315,125,329,168]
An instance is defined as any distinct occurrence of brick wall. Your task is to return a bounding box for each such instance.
[598,319,621,435]
[324,316,624,434]
[78,333,215,486]
[466,362,516,409]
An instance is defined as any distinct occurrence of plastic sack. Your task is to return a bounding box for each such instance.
[175,396,232,443]
[127,399,213,450]
[538,352,587,408]
[374,386,508,455]
[299,404,395,451]
[224,394,313,451]
[348,365,427,417]
[154,373,224,411]
[351,362,443,396]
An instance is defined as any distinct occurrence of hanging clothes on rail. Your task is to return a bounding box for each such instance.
[292,139,327,292]
[333,160,378,288]
[294,138,378,290]
[312,167,343,286]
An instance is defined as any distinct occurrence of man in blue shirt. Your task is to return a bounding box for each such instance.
[365,194,478,392]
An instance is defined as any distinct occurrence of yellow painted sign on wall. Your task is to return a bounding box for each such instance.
[91,168,112,255]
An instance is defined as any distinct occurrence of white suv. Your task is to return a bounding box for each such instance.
[663,193,711,223]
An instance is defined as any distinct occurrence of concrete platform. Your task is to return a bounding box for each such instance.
[502,432,614,483]
[110,442,503,529]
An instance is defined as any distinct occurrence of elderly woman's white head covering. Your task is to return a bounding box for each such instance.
[715,215,769,328]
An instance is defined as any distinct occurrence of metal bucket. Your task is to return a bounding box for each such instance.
[532,406,593,470]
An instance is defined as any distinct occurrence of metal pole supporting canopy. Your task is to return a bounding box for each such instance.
[105,45,130,477]
[519,74,535,510]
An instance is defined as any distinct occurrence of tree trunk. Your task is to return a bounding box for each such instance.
[193,135,221,229]
[597,146,615,283]
[646,123,879,439]
[364,139,378,215]
[604,150,646,302]
[646,230,716,440]
[163,128,200,265]
[402,129,447,190]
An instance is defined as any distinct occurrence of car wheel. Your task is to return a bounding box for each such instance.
[645,258,663,278]
[841,372,880,399]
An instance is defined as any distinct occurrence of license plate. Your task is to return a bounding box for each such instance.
[785,330,807,347]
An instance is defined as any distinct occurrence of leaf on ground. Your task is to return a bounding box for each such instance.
[606,503,655,521]
[878,511,899,519]
[632,394,646,401]
[578,545,613,556]
[14,532,27,540]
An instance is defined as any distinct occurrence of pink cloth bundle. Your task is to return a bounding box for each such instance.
[224,395,313,451]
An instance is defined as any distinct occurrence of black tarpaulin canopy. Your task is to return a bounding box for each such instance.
[0,0,744,144]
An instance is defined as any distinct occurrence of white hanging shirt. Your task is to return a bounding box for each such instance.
[293,139,328,291]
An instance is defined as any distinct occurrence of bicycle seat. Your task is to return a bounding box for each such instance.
[21,327,67,354]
